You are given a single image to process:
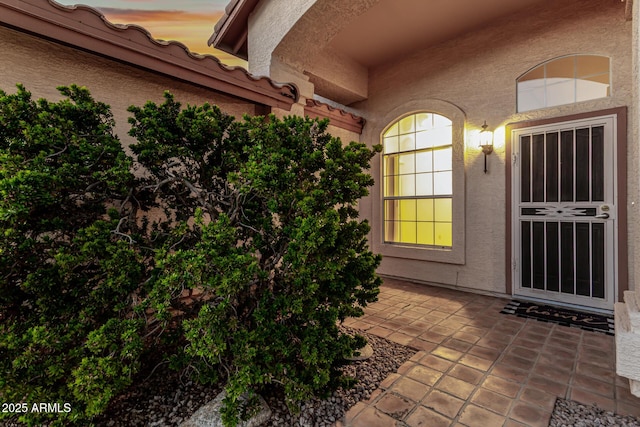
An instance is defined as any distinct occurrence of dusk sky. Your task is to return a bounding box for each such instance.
[58,0,246,66]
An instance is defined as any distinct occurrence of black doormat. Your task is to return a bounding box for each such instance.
[501,300,614,335]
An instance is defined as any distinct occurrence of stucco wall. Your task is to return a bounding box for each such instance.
[355,0,634,297]
[0,26,258,150]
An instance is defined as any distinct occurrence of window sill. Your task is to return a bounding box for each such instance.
[373,241,465,265]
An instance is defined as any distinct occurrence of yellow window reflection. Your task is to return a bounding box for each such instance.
[383,113,453,248]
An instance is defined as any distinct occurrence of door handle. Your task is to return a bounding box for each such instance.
[595,213,609,219]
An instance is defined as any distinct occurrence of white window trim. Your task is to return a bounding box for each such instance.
[369,99,466,265]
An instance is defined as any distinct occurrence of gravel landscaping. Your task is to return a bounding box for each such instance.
[95,327,415,427]
[1,327,415,427]
[550,398,640,427]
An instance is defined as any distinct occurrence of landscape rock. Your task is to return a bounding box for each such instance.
[180,391,271,427]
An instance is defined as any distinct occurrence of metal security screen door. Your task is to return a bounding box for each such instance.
[512,115,617,311]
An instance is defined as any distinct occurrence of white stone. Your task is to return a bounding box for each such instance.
[180,391,271,427]
[615,300,640,397]
[345,343,374,361]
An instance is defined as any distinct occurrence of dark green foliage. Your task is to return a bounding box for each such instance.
[1,86,381,427]
[128,93,382,426]
[0,85,143,426]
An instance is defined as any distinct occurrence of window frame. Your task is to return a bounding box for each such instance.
[516,55,611,113]
[370,100,466,265]
[382,112,454,248]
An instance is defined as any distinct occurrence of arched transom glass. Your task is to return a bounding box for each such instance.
[517,55,610,112]
[382,112,453,247]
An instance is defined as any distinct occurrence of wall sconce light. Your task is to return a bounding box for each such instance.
[479,121,494,174]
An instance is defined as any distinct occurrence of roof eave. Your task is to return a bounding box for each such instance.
[1,0,296,110]
[208,0,260,60]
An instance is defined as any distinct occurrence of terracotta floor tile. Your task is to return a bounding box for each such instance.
[476,337,509,352]
[437,319,466,331]
[397,361,416,375]
[387,331,415,346]
[458,404,507,427]
[365,389,383,404]
[509,401,552,427]
[575,361,615,383]
[367,326,395,338]
[510,335,546,348]
[380,373,401,389]
[507,346,540,361]
[531,363,572,384]
[380,321,404,331]
[616,385,640,403]
[582,332,614,348]
[516,329,551,341]
[422,390,464,418]
[406,364,443,386]
[551,330,582,342]
[375,392,415,420]
[403,309,426,319]
[460,325,488,336]
[469,316,502,329]
[572,373,615,398]
[442,338,473,352]
[426,311,450,320]
[344,401,368,421]
[480,332,513,345]
[389,377,429,402]
[351,406,400,427]
[570,387,616,412]
[467,345,501,362]
[430,324,457,336]
[393,315,420,325]
[399,325,429,337]
[435,376,476,400]
[349,319,375,330]
[617,400,640,418]
[520,386,557,411]
[409,319,436,330]
[408,338,437,352]
[536,353,575,372]
[504,420,528,427]
[459,354,494,372]
[482,375,521,398]
[491,363,529,383]
[405,405,451,427]
[418,354,454,373]
[418,330,448,344]
[577,347,614,369]
[526,375,568,397]
[432,346,464,362]
[546,336,580,351]
[452,331,481,344]
[500,354,536,371]
[448,364,484,385]
[471,388,512,416]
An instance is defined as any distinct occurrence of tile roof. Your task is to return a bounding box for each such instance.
[304,99,366,134]
[0,0,297,110]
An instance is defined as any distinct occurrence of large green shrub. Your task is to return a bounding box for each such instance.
[0,85,143,426]
[0,86,381,427]
[127,93,382,425]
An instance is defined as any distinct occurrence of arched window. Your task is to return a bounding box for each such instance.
[517,55,610,112]
[382,112,452,247]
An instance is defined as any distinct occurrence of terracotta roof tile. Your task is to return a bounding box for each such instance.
[305,99,366,134]
[0,0,297,109]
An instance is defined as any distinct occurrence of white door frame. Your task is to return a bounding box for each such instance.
[509,112,622,312]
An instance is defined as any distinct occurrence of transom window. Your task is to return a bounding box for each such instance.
[382,113,452,247]
[517,55,610,112]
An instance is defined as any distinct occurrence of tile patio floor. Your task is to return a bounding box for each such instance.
[339,278,640,427]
